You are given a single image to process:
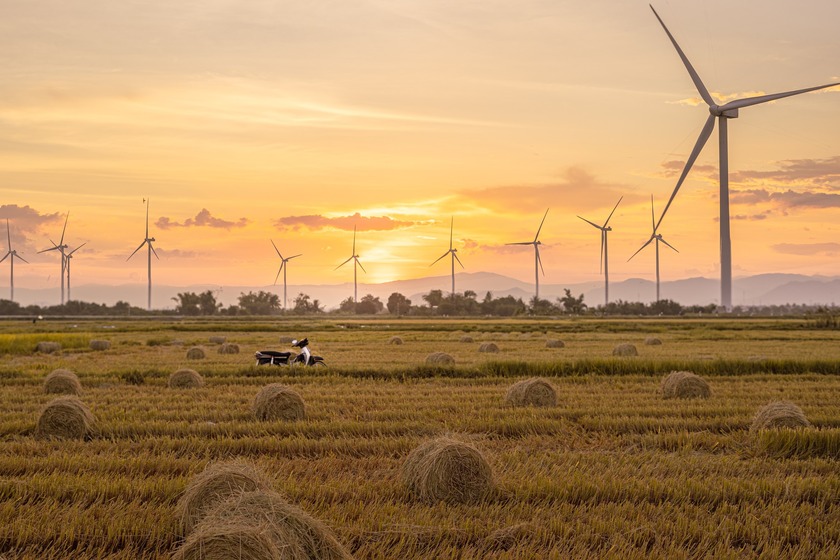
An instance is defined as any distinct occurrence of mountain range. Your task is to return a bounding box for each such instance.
[4,272,839,310]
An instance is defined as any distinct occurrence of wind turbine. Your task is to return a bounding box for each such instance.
[271,240,301,310]
[578,197,622,308]
[650,4,839,310]
[506,209,549,300]
[335,226,365,303]
[38,213,70,304]
[629,195,678,302]
[430,217,464,298]
[127,198,159,311]
[65,243,87,302]
[1,219,29,302]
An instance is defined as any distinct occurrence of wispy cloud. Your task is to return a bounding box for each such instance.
[773,242,840,256]
[274,212,417,232]
[156,209,248,230]
[0,204,62,234]
[731,156,840,187]
[731,189,840,209]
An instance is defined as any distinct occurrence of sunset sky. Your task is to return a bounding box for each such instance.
[2,0,839,303]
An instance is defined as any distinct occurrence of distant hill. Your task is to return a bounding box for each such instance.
[5,271,839,310]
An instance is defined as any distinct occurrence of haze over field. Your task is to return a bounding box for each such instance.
[2,0,839,301]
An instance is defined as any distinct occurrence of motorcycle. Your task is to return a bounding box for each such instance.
[254,337,326,367]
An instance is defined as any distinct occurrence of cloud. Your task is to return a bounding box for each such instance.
[668,90,771,107]
[156,208,248,230]
[730,189,840,209]
[730,156,840,187]
[0,204,62,233]
[772,242,840,256]
[659,160,717,179]
[274,212,416,232]
[456,167,631,214]
[713,211,770,222]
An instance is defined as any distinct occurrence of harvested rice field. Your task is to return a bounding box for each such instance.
[1,316,839,559]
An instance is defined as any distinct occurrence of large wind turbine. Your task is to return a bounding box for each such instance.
[127,199,159,311]
[335,226,365,303]
[1,219,29,302]
[431,217,464,298]
[65,243,86,302]
[38,213,70,304]
[506,209,549,300]
[578,197,622,308]
[271,240,301,310]
[629,195,678,302]
[650,5,839,310]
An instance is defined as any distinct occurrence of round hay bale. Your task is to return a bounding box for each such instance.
[36,396,94,439]
[36,341,61,354]
[612,343,638,357]
[186,347,206,360]
[425,352,455,365]
[253,384,305,421]
[459,335,474,343]
[545,339,565,348]
[478,342,499,353]
[172,518,286,560]
[644,336,662,346]
[505,378,557,407]
[661,371,711,399]
[177,460,275,534]
[89,339,111,351]
[278,336,295,344]
[388,336,403,345]
[209,491,352,560]
[208,335,226,344]
[485,522,535,551]
[43,369,82,396]
[402,437,493,504]
[218,343,240,354]
[169,368,205,389]
[751,401,811,432]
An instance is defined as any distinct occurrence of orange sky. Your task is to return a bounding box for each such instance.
[1,0,839,301]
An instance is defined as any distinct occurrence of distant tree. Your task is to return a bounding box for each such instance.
[338,297,356,313]
[0,300,22,315]
[529,296,557,315]
[559,289,587,315]
[172,292,201,315]
[292,292,323,315]
[198,291,221,315]
[356,294,384,314]
[387,292,411,315]
[423,289,445,308]
[237,291,281,315]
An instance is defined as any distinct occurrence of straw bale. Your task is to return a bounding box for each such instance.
[402,437,493,504]
[751,401,811,432]
[505,378,557,407]
[644,337,662,346]
[545,339,565,348]
[43,368,82,396]
[36,341,61,354]
[459,335,474,343]
[388,336,403,345]
[478,342,499,353]
[253,384,305,421]
[36,396,94,439]
[186,347,206,360]
[172,518,286,560]
[425,352,455,365]
[169,368,205,389]
[208,335,227,344]
[661,371,711,399]
[89,339,111,351]
[218,343,240,354]
[612,343,638,356]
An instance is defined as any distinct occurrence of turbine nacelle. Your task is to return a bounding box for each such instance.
[710,105,739,118]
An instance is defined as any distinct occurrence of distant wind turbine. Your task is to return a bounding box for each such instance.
[271,240,301,310]
[649,4,839,310]
[335,226,365,303]
[65,243,87,302]
[430,217,464,298]
[127,198,159,311]
[506,209,549,300]
[628,195,678,302]
[578,197,622,308]
[38,213,70,304]
[1,219,29,303]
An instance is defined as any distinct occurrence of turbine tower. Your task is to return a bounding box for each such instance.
[430,217,464,298]
[1,219,29,302]
[628,195,678,302]
[578,197,622,308]
[38,213,70,304]
[506,209,549,300]
[335,226,365,303]
[127,198,159,311]
[650,4,839,310]
[65,243,86,302]
[271,240,301,310]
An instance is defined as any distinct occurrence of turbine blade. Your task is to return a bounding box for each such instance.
[38,246,59,254]
[449,217,454,250]
[287,253,302,260]
[599,231,605,274]
[59,212,69,245]
[150,243,160,260]
[719,82,840,112]
[659,236,680,253]
[506,242,532,246]
[650,194,656,232]
[534,208,549,241]
[430,251,449,266]
[356,258,367,273]
[453,252,464,269]
[628,237,654,262]
[352,225,356,254]
[655,113,716,232]
[649,5,715,107]
[271,239,282,258]
[274,262,284,284]
[577,216,602,230]
[536,246,545,276]
[145,199,150,238]
[5,219,10,246]
[127,240,146,260]
[0,252,8,264]
[67,242,87,256]
[17,254,29,264]
[335,256,353,270]
[603,196,623,228]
